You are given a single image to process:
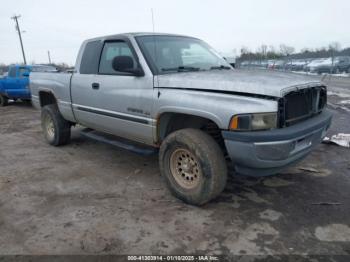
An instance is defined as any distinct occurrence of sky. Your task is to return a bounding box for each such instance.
[0,0,349,65]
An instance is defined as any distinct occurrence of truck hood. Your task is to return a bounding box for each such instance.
[157,69,323,98]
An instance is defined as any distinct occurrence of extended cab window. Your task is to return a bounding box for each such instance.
[98,41,137,75]
[80,40,103,74]
[8,67,17,78]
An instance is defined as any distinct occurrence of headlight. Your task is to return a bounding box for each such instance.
[229,112,277,131]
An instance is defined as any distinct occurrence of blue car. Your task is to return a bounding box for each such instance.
[0,64,57,106]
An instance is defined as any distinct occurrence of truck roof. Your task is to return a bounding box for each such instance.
[85,32,198,42]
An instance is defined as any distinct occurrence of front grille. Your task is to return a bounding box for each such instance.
[279,86,327,127]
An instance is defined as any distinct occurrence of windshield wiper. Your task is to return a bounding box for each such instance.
[210,65,231,70]
[161,66,201,72]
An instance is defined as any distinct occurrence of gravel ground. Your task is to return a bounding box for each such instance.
[0,74,349,257]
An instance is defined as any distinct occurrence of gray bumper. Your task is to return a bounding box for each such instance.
[222,109,333,176]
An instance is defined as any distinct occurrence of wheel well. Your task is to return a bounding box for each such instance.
[39,91,57,107]
[158,113,226,151]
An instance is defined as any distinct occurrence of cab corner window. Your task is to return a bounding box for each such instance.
[8,67,17,78]
[98,41,137,75]
[80,40,102,74]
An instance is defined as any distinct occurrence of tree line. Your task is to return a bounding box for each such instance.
[238,42,350,61]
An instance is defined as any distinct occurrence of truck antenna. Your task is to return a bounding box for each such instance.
[48,50,52,64]
[151,8,155,33]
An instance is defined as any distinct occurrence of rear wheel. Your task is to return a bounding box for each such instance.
[0,94,8,107]
[159,128,227,205]
[41,104,71,146]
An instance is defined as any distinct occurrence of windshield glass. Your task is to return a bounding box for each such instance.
[136,35,230,74]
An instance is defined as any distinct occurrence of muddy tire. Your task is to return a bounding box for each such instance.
[41,104,71,146]
[159,128,227,205]
[0,94,8,107]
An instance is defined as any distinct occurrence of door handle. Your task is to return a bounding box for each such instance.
[92,83,100,90]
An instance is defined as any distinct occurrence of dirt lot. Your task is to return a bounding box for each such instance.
[0,75,349,256]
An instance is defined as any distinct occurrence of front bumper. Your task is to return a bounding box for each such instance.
[222,109,332,176]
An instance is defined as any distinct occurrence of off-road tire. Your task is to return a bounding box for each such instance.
[0,94,8,106]
[41,104,71,146]
[159,128,227,205]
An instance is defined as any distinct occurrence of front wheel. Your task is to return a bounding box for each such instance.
[41,104,71,146]
[159,128,227,205]
[0,94,8,107]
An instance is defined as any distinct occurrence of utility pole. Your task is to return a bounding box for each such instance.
[47,50,52,64]
[11,15,27,65]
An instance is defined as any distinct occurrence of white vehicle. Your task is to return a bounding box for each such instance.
[304,58,329,73]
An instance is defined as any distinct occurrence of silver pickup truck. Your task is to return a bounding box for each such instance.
[30,33,332,205]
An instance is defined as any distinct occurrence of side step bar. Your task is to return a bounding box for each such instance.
[80,128,158,156]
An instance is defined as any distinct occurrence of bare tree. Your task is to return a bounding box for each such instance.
[301,48,312,53]
[268,45,276,53]
[328,42,341,68]
[240,46,250,55]
[256,44,268,58]
[279,44,295,56]
[328,42,341,52]
[261,44,268,57]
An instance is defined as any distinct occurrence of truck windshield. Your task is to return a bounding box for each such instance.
[136,35,230,74]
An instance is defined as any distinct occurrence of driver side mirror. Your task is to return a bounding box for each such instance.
[112,56,144,77]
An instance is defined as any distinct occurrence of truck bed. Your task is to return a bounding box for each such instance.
[30,72,75,122]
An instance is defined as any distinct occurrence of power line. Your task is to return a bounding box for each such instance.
[11,15,27,65]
